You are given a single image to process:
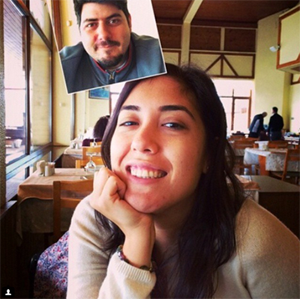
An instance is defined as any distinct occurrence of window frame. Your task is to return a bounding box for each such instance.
[5,0,53,185]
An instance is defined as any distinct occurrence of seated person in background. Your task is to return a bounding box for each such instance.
[93,115,110,139]
[60,0,166,94]
[248,111,267,138]
[82,115,110,146]
[67,64,299,298]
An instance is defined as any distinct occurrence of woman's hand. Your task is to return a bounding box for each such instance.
[90,167,155,268]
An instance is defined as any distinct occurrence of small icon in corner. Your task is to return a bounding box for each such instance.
[2,286,15,297]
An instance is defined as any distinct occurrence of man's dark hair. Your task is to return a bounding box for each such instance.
[73,0,130,26]
[272,107,278,113]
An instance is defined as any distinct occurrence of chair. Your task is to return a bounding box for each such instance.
[232,138,256,174]
[269,148,300,184]
[75,156,104,168]
[268,140,289,148]
[82,145,101,159]
[53,179,93,242]
[90,141,102,146]
[75,145,103,168]
[228,134,245,141]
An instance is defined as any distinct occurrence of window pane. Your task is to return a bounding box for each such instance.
[233,100,250,133]
[30,28,51,152]
[4,0,26,164]
[30,0,52,41]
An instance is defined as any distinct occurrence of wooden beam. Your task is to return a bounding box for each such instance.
[181,0,204,64]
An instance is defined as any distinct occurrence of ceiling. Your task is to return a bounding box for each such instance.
[152,0,299,28]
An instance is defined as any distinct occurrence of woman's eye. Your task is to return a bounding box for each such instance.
[120,121,138,127]
[163,123,185,130]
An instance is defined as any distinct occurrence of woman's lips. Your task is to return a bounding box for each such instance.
[127,166,167,179]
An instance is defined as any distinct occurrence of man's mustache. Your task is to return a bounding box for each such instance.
[95,40,120,48]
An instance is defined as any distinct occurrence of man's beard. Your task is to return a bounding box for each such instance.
[97,54,125,70]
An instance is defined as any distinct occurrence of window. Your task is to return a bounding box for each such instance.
[4,0,52,201]
[4,0,26,164]
[29,27,51,152]
[213,78,254,136]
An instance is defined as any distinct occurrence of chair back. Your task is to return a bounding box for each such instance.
[75,156,104,168]
[90,141,102,146]
[76,145,103,168]
[232,138,256,152]
[228,134,245,141]
[53,179,93,242]
[268,140,289,148]
[282,148,300,179]
[82,145,101,160]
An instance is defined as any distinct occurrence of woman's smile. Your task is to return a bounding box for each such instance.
[127,165,167,179]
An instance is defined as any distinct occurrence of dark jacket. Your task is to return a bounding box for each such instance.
[59,33,166,94]
[249,114,265,138]
[268,113,284,133]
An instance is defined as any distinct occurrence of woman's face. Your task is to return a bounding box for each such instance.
[110,76,207,216]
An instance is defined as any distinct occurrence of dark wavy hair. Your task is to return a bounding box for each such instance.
[97,63,245,298]
[73,0,130,26]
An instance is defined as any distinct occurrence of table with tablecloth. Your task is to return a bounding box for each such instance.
[244,147,299,175]
[17,168,94,240]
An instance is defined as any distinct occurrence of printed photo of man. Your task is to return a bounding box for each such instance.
[58,0,166,94]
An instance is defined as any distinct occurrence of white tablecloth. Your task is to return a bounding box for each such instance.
[64,147,82,156]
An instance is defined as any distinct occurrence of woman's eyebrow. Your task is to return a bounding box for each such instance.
[121,105,140,112]
[160,105,195,120]
[121,104,195,120]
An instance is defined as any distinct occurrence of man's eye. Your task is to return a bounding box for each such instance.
[108,18,121,25]
[86,23,97,29]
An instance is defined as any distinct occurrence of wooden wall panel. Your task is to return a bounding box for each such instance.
[190,27,221,50]
[224,29,256,52]
[157,24,181,49]
[190,52,255,78]
[163,51,181,65]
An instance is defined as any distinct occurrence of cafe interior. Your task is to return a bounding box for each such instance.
[1,0,300,297]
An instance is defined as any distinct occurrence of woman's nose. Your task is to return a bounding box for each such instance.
[131,126,159,154]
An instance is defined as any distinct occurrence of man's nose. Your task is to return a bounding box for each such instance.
[96,22,111,40]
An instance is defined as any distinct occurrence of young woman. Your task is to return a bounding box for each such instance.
[67,64,299,298]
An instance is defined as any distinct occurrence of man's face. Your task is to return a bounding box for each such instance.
[80,2,131,70]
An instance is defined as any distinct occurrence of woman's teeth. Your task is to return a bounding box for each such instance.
[130,167,165,179]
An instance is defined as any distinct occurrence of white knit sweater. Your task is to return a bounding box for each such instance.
[67,197,299,299]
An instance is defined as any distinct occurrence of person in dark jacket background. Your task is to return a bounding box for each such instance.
[268,107,284,141]
[248,112,267,138]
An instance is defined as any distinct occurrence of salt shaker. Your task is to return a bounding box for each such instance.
[44,164,50,177]
[37,160,45,176]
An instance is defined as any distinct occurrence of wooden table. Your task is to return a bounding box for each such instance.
[242,175,300,238]
[16,168,94,238]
